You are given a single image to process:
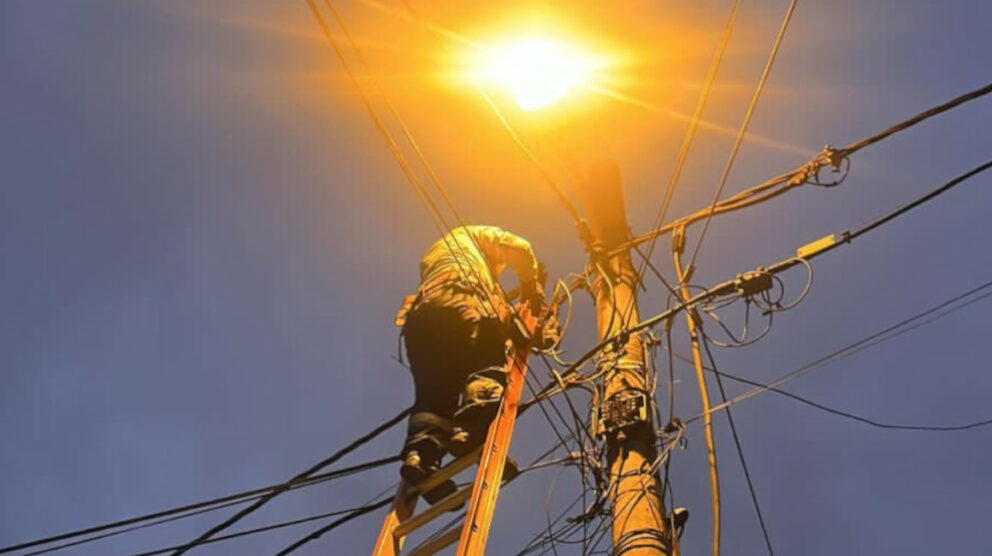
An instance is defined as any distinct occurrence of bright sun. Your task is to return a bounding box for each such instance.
[475,38,595,111]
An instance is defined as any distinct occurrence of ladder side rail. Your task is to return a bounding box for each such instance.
[371,483,418,556]
[455,343,531,555]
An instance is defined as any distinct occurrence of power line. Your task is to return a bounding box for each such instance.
[273,496,395,556]
[279,430,584,555]
[14,456,398,556]
[318,0,513,324]
[619,80,992,255]
[843,82,992,155]
[167,406,410,555]
[0,451,402,555]
[672,9,798,548]
[476,88,583,224]
[685,0,798,273]
[704,276,992,418]
[532,152,989,419]
[696,282,992,428]
[303,0,497,325]
[24,498,252,556]
[633,0,741,291]
[811,159,992,261]
[732,158,992,285]
[126,497,394,556]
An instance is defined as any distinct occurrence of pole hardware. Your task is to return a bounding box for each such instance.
[733,269,774,298]
[596,390,652,437]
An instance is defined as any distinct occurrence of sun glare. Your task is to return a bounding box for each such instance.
[474,37,597,111]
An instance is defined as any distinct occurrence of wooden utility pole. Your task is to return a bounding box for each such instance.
[575,160,670,555]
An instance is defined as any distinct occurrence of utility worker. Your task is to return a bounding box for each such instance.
[395,225,555,502]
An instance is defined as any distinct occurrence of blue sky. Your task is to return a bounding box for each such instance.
[2,1,991,555]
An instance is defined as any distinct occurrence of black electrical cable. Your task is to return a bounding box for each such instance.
[710,355,992,432]
[168,406,410,555]
[626,0,742,323]
[689,284,992,431]
[273,496,395,556]
[620,81,992,254]
[0,450,403,555]
[817,159,992,260]
[279,430,586,556]
[706,276,992,417]
[126,497,394,556]
[842,82,992,155]
[13,455,398,556]
[25,498,254,556]
[686,0,798,273]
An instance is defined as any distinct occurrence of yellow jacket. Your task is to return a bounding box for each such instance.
[414,226,541,322]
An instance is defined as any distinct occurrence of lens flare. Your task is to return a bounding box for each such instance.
[474,37,596,111]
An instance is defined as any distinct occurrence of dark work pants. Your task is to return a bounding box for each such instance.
[402,303,508,466]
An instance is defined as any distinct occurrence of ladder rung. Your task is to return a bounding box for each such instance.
[394,486,471,539]
[406,526,461,556]
[414,445,482,496]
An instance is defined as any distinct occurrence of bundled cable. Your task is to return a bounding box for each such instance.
[168,406,410,555]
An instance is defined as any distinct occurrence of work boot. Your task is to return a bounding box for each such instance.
[671,507,689,539]
[400,450,437,485]
[400,442,461,509]
[421,479,459,506]
[502,457,521,482]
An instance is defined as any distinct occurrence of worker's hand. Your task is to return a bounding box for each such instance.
[520,280,546,315]
[536,262,548,289]
[536,314,562,351]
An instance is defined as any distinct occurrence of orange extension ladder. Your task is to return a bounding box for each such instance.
[371,313,536,556]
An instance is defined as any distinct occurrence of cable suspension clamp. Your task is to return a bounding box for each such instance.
[790,144,851,188]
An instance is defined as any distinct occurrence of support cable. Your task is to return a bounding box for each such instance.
[630,0,741,303]
[672,159,992,418]
[319,0,510,324]
[125,498,394,556]
[338,0,578,452]
[618,81,992,255]
[685,0,798,275]
[703,276,992,418]
[273,497,395,556]
[392,0,585,225]
[476,89,584,224]
[3,456,399,556]
[682,320,992,431]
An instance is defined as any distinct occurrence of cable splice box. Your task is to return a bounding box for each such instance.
[596,391,650,436]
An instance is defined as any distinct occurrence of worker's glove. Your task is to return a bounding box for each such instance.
[535,314,562,351]
[536,262,548,289]
[520,280,546,316]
